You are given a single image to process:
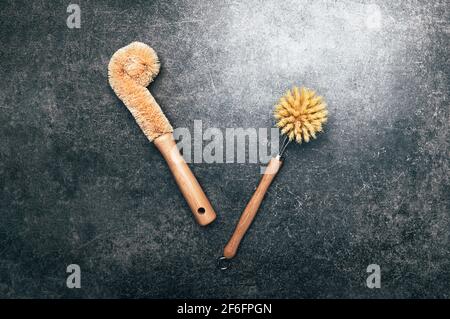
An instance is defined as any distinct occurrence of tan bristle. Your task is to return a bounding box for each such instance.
[108,42,173,142]
[274,86,328,143]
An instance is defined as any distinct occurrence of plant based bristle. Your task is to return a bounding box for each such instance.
[274,87,328,144]
[108,42,173,142]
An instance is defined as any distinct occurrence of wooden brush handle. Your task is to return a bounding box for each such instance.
[223,157,282,259]
[154,133,216,226]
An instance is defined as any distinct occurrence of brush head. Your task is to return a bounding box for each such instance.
[108,42,173,142]
[274,87,328,143]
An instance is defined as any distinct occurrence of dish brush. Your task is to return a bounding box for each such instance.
[108,42,216,226]
[223,86,328,259]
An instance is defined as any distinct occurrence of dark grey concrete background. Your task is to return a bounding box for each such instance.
[0,0,449,298]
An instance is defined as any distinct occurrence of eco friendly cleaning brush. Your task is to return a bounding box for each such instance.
[222,86,328,259]
[108,42,216,226]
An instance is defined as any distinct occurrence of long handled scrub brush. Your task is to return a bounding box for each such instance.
[222,86,328,260]
[108,42,216,226]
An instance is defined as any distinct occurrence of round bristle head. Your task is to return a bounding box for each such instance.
[115,41,160,87]
[274,87,328,143]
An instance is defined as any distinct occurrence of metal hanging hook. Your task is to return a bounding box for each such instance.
[217,256,232,271]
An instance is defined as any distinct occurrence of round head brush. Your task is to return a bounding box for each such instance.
[108,42,216,226]
[222,86,328,259]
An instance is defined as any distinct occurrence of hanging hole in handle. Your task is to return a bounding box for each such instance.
[197,207,206,214]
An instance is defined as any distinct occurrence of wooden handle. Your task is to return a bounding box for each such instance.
[223,157,282,259]
[154,133,216,226]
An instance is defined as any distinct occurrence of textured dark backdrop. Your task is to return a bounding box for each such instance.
[0,0,449,298]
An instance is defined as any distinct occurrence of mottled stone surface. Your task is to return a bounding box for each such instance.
[0,0,448,298]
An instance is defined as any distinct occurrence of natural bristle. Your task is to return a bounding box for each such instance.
[274,87,328,143]
[108,42,173,142]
